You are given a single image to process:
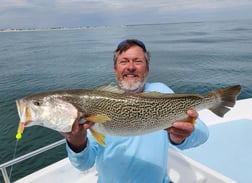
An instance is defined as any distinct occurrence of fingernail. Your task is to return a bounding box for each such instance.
[187,109,193,115]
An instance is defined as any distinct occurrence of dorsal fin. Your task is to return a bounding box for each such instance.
[95,84,125,94]
[134,91,166,98]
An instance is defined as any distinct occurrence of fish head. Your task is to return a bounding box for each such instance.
[16,93,78,133]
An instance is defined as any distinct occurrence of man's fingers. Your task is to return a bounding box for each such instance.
[83,121,95,129]
[71,117,94,132]
[187,109,198,119]
[172,121,195,131]
[71,118,82,132]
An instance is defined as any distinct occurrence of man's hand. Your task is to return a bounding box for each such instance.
[60,118,94,153]
[165,109,198,144]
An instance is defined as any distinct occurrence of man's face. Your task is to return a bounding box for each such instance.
[114,45,149,93]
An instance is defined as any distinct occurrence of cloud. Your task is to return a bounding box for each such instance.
[0,0,252,29]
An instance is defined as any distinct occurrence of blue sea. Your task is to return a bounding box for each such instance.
[0,20,252,182]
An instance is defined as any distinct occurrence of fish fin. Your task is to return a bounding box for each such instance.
[90,128,105,146]
[208,85,241,117]
[135,91,165,98]
[85,114,111,123]
[96,84,125,94]
[209,106,230,117]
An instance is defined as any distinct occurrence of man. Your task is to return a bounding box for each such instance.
[62,39,209,183]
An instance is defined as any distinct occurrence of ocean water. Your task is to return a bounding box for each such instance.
[0,20,252,182]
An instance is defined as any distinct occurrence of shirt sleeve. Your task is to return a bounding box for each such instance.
[173,118,209,150]
[66,131,100,171]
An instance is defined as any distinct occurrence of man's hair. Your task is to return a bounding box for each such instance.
[113,39,150,66]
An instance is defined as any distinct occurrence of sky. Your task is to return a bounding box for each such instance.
[1,0,252,29]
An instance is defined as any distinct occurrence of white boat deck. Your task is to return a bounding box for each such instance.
[7,98,252,183]
[15,148,236,183]
[183,98,252,183]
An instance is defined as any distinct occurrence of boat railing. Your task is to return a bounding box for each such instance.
[0,139,66,183]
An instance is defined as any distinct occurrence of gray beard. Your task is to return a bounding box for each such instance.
[117,77,147,93]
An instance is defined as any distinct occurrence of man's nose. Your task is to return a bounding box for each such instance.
[127,61,136,71]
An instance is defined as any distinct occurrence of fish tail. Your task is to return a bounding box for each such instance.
[208,85,241,117]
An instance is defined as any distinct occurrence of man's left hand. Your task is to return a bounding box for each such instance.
[165,109,198,144]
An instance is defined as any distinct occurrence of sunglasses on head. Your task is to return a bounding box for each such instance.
[117,39,146,49]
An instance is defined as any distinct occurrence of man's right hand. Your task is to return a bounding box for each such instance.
[60,118,94,153]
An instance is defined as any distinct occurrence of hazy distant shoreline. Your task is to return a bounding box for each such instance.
[2,19,250,33]
[0,26,108,32]
[0,25,130,32]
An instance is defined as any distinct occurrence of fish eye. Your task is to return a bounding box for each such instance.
[33,100,43,106]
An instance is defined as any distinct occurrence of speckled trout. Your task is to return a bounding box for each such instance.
[16,84,241,146]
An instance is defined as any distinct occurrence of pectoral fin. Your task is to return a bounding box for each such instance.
[90,128,105,146]
[85,114,111,123]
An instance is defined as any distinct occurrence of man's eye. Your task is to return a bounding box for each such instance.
[119,60,128,64]
[135,60,144,64]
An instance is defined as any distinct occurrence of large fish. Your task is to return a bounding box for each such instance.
[16,84,241,146]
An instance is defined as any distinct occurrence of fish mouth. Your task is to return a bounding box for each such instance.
[21,121,31,126]
[16,99,32,126]
[16,100,23,118]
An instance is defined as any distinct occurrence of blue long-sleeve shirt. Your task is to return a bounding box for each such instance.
[66,82,209,183]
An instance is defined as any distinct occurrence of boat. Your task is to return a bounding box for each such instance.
[1,98,251,183]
